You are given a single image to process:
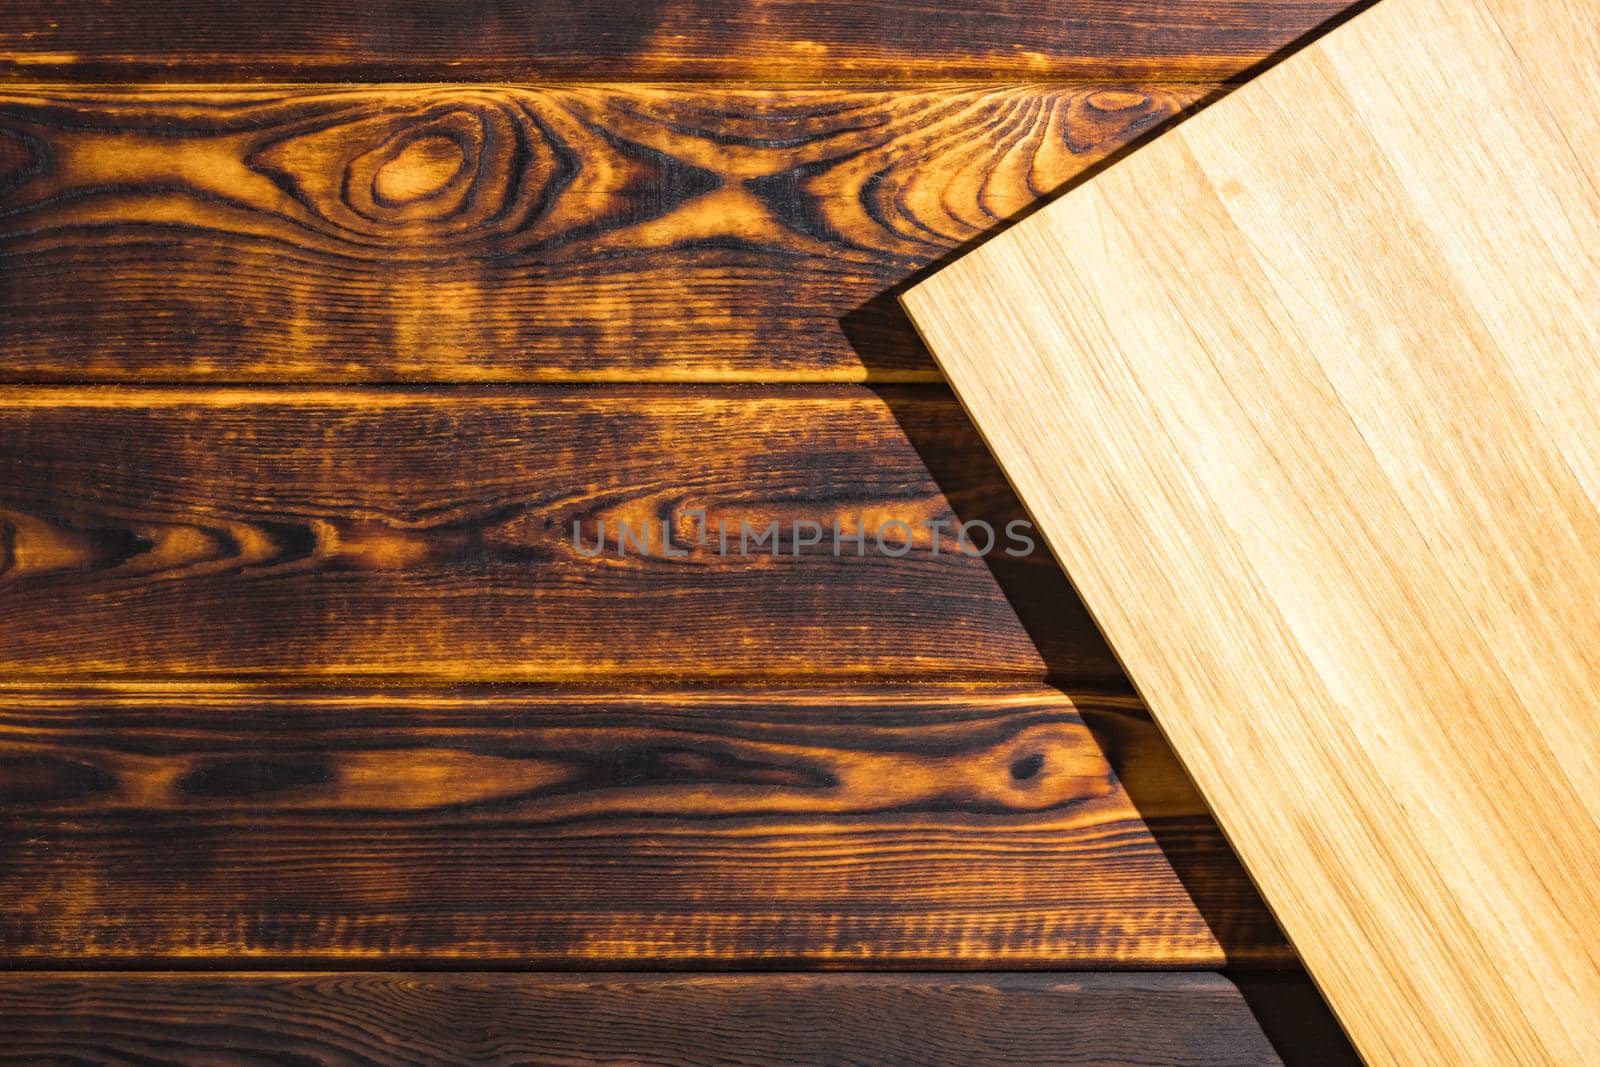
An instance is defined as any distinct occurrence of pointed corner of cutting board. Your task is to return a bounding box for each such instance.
[891,0,1600,1063]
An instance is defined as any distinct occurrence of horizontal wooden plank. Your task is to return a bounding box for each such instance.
[0,684,1287,966]
[0,386,1124,680]
[0,84,1213,382]
[0,973,1285,1065]
[0,2,1351,82]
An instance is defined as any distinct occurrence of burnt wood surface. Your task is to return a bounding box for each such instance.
[0,973,1284,1065]
[0,84,1209,382]
[0,386,1123,680]
[0,1,1349,82]
[0,0,1359,1056]
[0,684,1286,965]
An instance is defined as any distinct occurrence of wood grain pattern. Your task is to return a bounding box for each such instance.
[0,386,1124,680]
[0,973,1283,1066]
[0,84,1211,382]
[0,1,1348,82]
[0,684,1286,965]
[905,0,1600,1060]
[0,0,1343,1047]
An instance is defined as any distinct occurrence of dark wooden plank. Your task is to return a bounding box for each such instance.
[0,973,1283,1065]
[0,84,1211,382]
[0,2,1352,82]
[0,386,1123,680]
[0,684,1287,965]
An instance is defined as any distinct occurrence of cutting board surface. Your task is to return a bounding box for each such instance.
[903,0,1600,1062]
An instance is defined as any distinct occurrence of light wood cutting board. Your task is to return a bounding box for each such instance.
[902,0,1600,1062]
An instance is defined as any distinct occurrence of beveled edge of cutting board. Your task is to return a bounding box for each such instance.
[893,0,1405,1052]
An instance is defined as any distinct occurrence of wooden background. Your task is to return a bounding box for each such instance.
[0,2,1359,1061]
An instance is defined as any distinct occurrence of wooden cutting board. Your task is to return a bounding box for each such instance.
[902,0,1600,1062]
